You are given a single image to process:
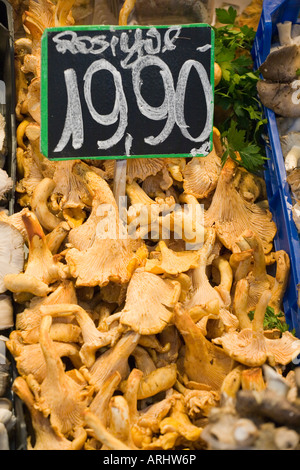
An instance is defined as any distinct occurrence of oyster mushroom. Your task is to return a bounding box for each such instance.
[204,158,277,253]
[259,44,300,83]
[0,295,14,330]
[280,132,300,174]
[118,270,181,335]
[0,221,24,294]
[0,422,8,450]
[0,169,13,201]
[257,80,300,118]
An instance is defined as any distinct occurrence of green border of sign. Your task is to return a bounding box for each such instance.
[41,23,215,161]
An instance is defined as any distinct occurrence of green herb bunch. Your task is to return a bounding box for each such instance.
[248,306,293,334]
[213,7,267,173]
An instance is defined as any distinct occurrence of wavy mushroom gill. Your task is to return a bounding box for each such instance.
[119,270,181,335]
[4,210,68,297]
[174,304,235,390]
[204,158,277,253]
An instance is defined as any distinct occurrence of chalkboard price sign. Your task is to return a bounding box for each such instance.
[41,24,215,161]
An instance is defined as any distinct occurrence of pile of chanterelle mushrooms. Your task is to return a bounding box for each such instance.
[2,0,300,450]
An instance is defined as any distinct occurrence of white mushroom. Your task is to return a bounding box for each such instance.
[277,21,293,46]
[0,398,16,434]
[0,114,7,167]
[0,169,13,200]
[292,201,300,232]
[0,422,9,450]
[0,295,13,330]
[0,222,24,293]
[280,133,300,172]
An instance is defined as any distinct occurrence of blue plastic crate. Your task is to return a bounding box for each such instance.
[252,0,300,337]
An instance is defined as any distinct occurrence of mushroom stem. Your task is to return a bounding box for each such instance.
[31,178,61,232]
[84,409,132,450]
[277,21,293,46]
[252,290,272,332]
[233,279,252,329]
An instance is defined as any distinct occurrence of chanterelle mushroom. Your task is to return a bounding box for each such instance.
[183,144,222,199]
[174,304,235,390]
[33,314,92,437]
[119,270,181,335]
[67,160,118,250]
[204,158,277,253]
[51,160,92,229]
[144,240,200,275]
[184,228,226,310]
[4,210,68,297]
[12,376,85,450]
[214,290,300,367]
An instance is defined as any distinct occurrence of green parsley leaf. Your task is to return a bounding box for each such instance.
[221,121,267,172]
[213,8,267,173]
[216,6,237,24]
[248,306,291,333]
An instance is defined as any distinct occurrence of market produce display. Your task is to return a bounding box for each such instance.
[1,0,300,451]
[257,20,300,232]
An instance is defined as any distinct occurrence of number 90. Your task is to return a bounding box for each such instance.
[54,56,213,153]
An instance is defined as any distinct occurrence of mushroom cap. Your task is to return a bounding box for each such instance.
[257,80,300,118]
[280,132,300,157]
[0,295,13,330]
[204,159,277,253]
[213,329,268,367]
[0,221,24,293]
[259,44,300,83]
[265,331,300,365]
[183,146,222,199]
[0,169,13,200]
[144,241,200,275]
[120,270,181,335]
